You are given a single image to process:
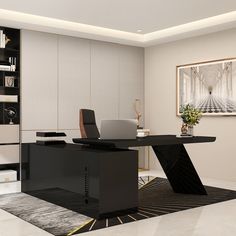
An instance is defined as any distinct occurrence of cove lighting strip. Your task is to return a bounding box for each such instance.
[0,9,236,46]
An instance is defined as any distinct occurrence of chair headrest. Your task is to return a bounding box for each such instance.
[80,109,96,124]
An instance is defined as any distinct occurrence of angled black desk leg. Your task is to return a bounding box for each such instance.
[152,144,207,195]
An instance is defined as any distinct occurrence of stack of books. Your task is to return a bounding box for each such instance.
[0,60,11,71]
[36,132,66,145]
[0,30,6,48]
[137,128,150,137]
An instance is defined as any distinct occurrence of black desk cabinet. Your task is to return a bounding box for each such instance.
[21,143,138,218]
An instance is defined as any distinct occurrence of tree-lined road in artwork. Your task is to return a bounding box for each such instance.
[196,94,236,113]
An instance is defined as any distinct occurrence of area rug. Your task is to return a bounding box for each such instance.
[0,177,235,236]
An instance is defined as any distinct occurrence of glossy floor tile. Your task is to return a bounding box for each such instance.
[0,171,235,236]
[0,209,52,236]
[79,199,236,236]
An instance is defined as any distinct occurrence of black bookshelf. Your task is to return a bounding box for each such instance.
[0,26,21,185]
[0,27,20,125]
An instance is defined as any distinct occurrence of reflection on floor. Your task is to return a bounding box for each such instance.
[0,170,235,236]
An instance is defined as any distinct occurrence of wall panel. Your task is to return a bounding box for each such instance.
[21,30,58,130]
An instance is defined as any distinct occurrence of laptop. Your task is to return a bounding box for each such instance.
[100,119,137,140]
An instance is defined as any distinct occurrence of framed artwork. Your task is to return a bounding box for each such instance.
[177,58,236,116]
[4,76,15,87]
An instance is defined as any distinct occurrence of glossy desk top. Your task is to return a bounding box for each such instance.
[73,135,216,148]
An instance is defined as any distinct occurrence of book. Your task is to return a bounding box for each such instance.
[176,134,193,138]
[36,132,66,137]
[2,34,5,48]
[0,95,18,102]
[0,60,10,66]
[0,30,3,48]
[0,64,11,68]
[0,31,6,48]
[0,65,11,71]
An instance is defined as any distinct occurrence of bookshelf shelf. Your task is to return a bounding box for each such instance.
[0,86,19,89]
[0,71,19,74]
[0,48,19,53]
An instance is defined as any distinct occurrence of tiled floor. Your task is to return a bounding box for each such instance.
[0,209,52,236]
[0,170,235,236]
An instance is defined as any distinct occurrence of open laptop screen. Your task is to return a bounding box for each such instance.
[100,119,137,140]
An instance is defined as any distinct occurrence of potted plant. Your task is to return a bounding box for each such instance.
[180,104,202,136]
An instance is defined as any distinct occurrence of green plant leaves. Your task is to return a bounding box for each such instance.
[180,104,202,126]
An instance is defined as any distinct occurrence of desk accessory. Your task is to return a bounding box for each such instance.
[36,132,66,145]
[180,104,202,136]
[134,98,142,128]
[137,128,150,137]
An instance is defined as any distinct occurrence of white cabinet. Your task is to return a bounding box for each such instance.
[21,30,144,134]
[119,46,144,123]
[0,145,19,164]
[0,125,19,143]
[0,181,21,194]
[21,30,58,130]
[58,36,91,130]
[91,41,119,127]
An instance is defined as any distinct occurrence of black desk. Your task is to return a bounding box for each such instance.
[73,135,216,195]
[21,143,138,219]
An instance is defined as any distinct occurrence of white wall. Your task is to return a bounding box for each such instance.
[21,30,144,143]
[145,28,236,182]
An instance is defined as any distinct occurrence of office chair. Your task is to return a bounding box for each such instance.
[79,109,100,138]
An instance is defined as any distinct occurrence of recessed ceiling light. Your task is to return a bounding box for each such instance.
[137,29,142,33]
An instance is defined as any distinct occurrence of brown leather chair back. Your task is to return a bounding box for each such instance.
[79,109,100,138]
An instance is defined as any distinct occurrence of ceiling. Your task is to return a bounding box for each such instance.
[1,0,236,46]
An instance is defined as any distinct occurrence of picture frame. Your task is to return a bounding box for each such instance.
[176,58,236,116]
[4,76,15,87]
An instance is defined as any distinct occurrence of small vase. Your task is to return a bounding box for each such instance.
[187,125,194,136]
[181,123,188,136]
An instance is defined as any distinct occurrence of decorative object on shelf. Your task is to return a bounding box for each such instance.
[4,107,17,124]
[4,76,15,87]
[5,35,11,46]
[177,58,236,116]
[0,31,11,48]
[9,57,16,71]
[180,104,202,136]
[134,98,142,128]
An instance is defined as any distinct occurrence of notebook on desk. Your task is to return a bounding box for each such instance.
[100,119,137,140]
